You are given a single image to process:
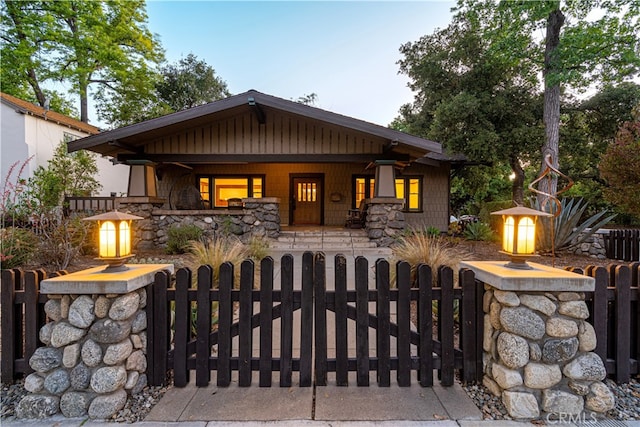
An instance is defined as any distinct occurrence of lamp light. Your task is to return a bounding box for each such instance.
[491,206,552,270]
[83,210,143,272]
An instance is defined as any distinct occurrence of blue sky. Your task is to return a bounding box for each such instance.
[144,1,456,126]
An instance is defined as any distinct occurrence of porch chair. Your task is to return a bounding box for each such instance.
[345,200,367,229]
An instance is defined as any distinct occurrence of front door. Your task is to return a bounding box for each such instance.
[290,175,323,225]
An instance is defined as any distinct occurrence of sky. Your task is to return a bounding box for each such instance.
[143,1,457,127]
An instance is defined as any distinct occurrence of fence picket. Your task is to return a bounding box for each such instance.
[314,253,327,387]
[238,260,254,387]
[196,265,213,387]
[23,271,41,377]
[591,267,609,365]
[217,263,233,387]
[355,256,370,386]
[259,257,274,387]
[460,268,477,384]
[279,254,294,387]
[174,268,191,387]
[376,259,391,387]
[334,254,349,386]
[417,264,433,387]
[1,269,16,383]
[439,266,455,386]
[299,252,313,387]
[614,265,631,383]
[397,261,412,387]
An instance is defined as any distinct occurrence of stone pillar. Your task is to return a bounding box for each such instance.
[116,197,166,251]
[242,197,281,239]
[365,197,405,247]
[16,264,173,420]
[461,261,615,421]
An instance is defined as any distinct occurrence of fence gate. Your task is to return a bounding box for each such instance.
[146,252,483,389]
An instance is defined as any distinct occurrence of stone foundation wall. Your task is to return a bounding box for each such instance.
[570,231,607,259]
[16,288,148,419]
[365,198,406,247]
[482,287,615,419]
[117,197,281,251]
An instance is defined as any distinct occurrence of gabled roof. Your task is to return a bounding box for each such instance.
[68,90,441,157]
[1,92,99,135]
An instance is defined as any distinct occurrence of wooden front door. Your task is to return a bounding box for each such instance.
[290,175,323,225]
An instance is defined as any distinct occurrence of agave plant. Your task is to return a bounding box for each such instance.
[531,197,616,253]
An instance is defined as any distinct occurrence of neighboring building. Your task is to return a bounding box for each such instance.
[68,90,453,247]
[0,92,128,196]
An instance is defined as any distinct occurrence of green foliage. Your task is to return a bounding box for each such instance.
[463,222,494,242]
[478,200,513,233]
[166,225,204,255]
[0,227,38,269]
[156,53,230,113]
[599,110,640,218]
[532,198,616,253]
[1,0,164,124]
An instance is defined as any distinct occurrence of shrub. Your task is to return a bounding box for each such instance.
[391,233,469,286]
[0,227,38,269]
[33,214,89,270]
[532,197,616,252]
[245,236,270,261]
[463,222,495,241]
[186,236,248,287]
[166,225,203,254]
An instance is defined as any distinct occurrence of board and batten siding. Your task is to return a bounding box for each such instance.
[144,110,386,156]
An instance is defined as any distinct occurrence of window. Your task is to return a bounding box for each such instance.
[197,175,264,208]
[352,175,421,212]
[395,177,422,211]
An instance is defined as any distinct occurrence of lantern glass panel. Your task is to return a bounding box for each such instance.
[99,221,117,258]
[503,216,515,252]
[119,221,131,256]
[517,216,535,254]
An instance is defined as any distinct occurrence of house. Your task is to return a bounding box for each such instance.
[68,90,452,248]
[0,92,128,196]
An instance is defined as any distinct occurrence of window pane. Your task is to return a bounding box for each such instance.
[199,178,210,202]
[369,179,375,199]
[395,179,405,208]
[355,178,366,207]
[252,177,263,198]
[214,178,248,207]
[408,178,420,210]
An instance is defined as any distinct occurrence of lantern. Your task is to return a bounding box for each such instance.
[83,210,143,272]
[491,206,552,270]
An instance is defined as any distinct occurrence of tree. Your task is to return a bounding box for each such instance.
[397,10,543,208]
[599,108,640,218]
[453,0,639,203]
[156,53,230,113]
[1,0,164,123]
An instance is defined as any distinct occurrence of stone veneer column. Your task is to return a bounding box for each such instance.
[461,261,615,420]
[365,197,405,247]
[115,197,166,251]
[16,264,173,420]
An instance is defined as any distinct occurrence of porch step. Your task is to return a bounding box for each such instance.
[268,228,388,255]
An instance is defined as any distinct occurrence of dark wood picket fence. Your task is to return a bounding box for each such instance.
[147,252,484,388]
[578,262,640,383]
[605,229,640,262]
[2,258,638,387]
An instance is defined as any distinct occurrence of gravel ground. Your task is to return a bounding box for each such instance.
[462,377,640,422]
[1,378,172,423]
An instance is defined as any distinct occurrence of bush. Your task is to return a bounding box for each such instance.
[463,222,495,241]
[245,236,270,261]
[391,233,469,286]
[186,236,248,287]
[166,225,203,254]
[33,214,89,270]
[0,227,38,269]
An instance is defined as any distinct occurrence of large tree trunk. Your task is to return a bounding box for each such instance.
[537,7,565,208]
[509,154,525,206]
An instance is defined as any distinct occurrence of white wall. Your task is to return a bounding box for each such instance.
[1,103,129,196]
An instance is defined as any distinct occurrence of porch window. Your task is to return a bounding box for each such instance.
[395,177,422,212]
[352,175,421,212]
[198,175,264,208]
